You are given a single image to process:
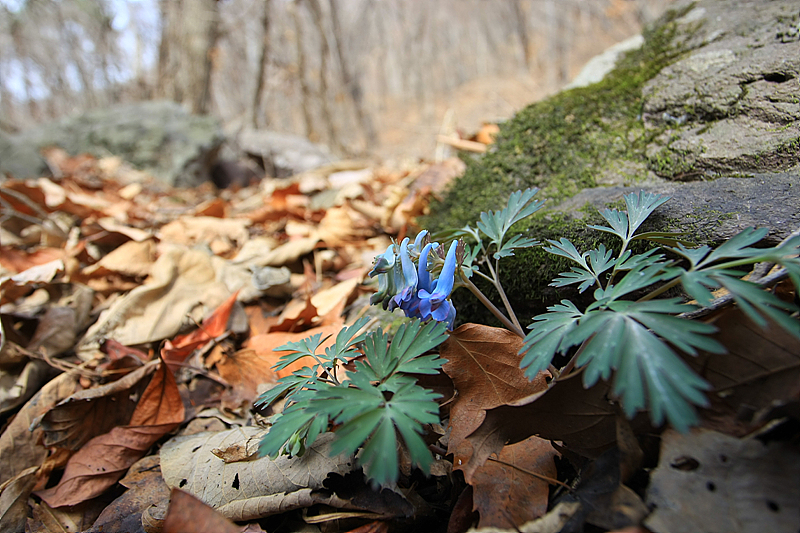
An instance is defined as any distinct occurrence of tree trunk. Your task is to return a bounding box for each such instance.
[306,0,339,151]
[290,0,317,141]
[251,0,271,128]
[156,0,220,114]
[329,0,376,151]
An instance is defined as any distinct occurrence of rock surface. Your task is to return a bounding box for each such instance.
[0,101,223,187]
[237,128,335,179]
[642,2,800,178]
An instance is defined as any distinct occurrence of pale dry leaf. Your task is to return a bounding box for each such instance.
[0,360,55,416]
[645,429,800,533]
[158,216,250,249]
[1,259,64,306]
[84,239,156,278]
[160,427,356,521]
[259,237,319,267]
[96,218,152,242]
[0,372,81,484]
[78,246,232,353]
[317,207,356,247]
[0,466,38,533]
[310,278,359,320]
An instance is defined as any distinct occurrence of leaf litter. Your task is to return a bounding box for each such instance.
[0,150,798,532]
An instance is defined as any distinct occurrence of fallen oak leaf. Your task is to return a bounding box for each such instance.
[460,436,559,529]
[440,324,550,455]
[34,359,184,507]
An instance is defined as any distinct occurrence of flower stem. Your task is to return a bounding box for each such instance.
[484,258,524,334]
[462,276,525,338]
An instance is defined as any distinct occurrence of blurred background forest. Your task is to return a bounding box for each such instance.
[0,0,675,161]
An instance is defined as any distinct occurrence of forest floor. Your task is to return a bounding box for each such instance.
[2,112,799,533]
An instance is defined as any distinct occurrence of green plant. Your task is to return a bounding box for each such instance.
[255,317,449,486]
[256,188,800,487]
[519,191,800,431]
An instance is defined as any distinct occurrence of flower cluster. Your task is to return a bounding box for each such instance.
[369,231,459,329]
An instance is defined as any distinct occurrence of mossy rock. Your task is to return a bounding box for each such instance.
[425,0,800,326]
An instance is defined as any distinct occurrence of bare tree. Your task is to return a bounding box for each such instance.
[156,0,220,114]
[251,0,271,128]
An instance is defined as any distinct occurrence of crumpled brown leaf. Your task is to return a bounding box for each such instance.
[37,360,158,450]
[462,436,558,529]
[77,246,236,355]
[163,488,244,533]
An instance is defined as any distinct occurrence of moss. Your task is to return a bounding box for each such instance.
[425,2,700,234]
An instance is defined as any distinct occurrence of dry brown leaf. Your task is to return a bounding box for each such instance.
[317,206,356,247]
[687,308,800,434]
[440,324,550,455]
[0,247,65,274]
[465,372,618,462]
[83,239,156,278]
[158,216,250,249]
[162,489,242,533]
[161,290,240,367]
[0,259,64,306]
[160,428,357,522]
[0,372,81,485]
[38,360,158,450]
[0,360,56,416]
[259,236,319,267]
[310,278,360,322]
[78,246,233,353]
[27,498,106,533]
[27,306,77,356]
[214,348,278,409]
[35,360,184,507]
[87,455,170,533]
[465,436,558,529]
[0,466,38,533]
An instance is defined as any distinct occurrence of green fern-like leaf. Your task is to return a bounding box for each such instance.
[319,372,441,486]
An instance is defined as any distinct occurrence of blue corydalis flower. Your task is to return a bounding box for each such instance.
[369,231,458,330]
[415,240,457,328]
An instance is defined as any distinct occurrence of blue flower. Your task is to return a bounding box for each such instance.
[388,238,418,311]
[369,231,459,330]
[415,240,458,328]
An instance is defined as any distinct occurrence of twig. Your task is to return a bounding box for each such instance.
[486,456,573,491]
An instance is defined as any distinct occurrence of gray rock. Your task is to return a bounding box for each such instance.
[0,130,49,180]
[642,1,800,176]
[554,172,800,246]
[238,128,335,178]
[0,101,224,187]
